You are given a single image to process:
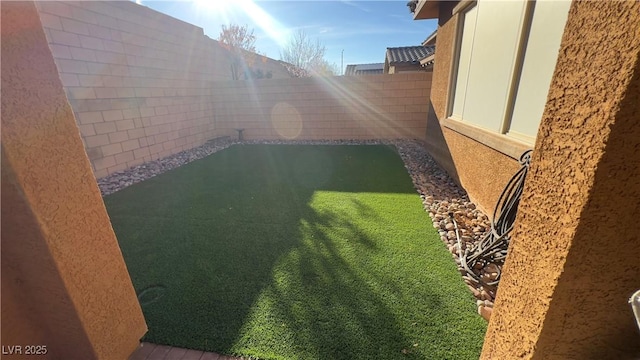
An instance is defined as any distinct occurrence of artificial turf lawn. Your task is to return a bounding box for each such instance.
[105,145,487,360]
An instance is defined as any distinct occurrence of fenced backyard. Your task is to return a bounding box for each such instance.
[106,143,487,359]
[30,2,488,358]
[4,1,638,359]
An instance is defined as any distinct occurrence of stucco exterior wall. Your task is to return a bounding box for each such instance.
[34,1,291,178]
[1,2,147,358]
[211,73,431,140]
[481,1,640,358]
[442,128,521,212]
[430,1,456,121]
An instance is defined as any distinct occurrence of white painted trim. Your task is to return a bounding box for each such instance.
[453,0,477,16]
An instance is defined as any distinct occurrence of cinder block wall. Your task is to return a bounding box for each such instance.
[34,1,291,178]
[34,1,431,179]
[212,73,431,140]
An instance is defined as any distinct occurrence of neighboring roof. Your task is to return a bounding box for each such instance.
[386,45,435,64]
[420,53,435,67]
[345,63,385,76]
[422,29,437,46]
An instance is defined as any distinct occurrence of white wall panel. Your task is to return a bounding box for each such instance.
[508,0,572,143]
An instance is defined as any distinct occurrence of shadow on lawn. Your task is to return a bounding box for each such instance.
[106,145,459,359]
[254,203,448,359]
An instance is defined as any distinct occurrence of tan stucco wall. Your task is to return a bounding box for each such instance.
[1,2,147,358]
[34,1,291,178]
[442,128,521,213]
[421,0,521,213]
[482,1,640,358]
[430,1,457,121]
[211,73,431,140]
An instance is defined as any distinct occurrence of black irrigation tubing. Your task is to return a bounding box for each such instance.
[457,150,533,291]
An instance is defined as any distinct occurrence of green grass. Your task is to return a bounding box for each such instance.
[105,145,487,360]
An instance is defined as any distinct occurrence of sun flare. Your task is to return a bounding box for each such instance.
[190,0,288,47]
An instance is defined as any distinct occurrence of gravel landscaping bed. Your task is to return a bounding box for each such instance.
[98,137,497,317]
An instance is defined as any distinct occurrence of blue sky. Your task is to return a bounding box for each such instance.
[135,1,437,74]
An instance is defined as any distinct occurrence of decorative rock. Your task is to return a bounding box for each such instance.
[487,272,499,281]
[467,285,481,298]
[479,304,493,321]
[462,275,479,285]
[481,273,493,282]
[483,263,499,274]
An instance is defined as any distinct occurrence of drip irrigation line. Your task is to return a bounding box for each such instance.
[459,150,533,291]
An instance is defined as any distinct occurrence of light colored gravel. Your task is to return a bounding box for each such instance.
[97,137,496,313]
